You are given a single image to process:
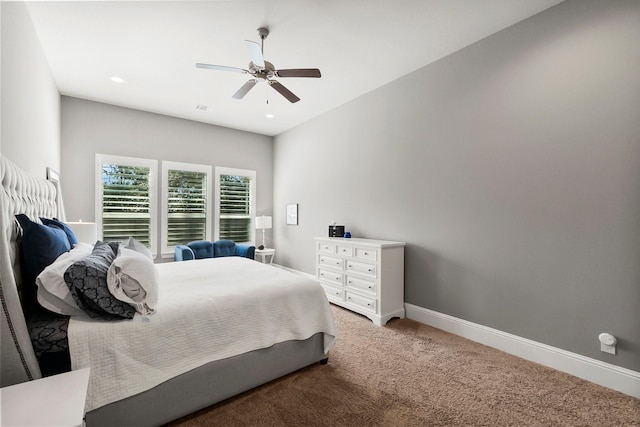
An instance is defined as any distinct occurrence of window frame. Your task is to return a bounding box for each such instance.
[95,154,158,256]
[214,166,256,245]
[161,161,212,257]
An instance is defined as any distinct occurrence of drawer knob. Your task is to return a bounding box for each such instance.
[364,252,368,255]
[367,303,371,306]
[368,285,372,289]
[368,268,372,272]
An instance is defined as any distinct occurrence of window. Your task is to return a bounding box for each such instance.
[95,154,157,253]
[95,157,255,254]
[214,167,256,244]
[161,161,212,255]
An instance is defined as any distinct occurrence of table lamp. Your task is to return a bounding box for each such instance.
[255,215,272,249]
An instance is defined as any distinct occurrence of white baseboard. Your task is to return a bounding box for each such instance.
[405,303,640,399]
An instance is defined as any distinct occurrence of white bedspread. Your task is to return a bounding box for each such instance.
[68,257,336,412]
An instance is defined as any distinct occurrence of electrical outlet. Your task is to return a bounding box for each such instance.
[601,342,616,355]
[599,333,617,355]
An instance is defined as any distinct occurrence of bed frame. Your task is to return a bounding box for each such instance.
[0,156,327,426]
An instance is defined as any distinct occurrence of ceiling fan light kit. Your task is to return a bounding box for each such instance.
[196,27,321,103]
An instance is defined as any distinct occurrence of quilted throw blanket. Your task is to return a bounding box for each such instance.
[68,257,336,412]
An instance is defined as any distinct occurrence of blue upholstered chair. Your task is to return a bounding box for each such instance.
[175,240,255,261]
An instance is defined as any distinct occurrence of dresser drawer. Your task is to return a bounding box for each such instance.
[321,283,345,301]
[355,247,377,261]
[345,275,376,296]
[346,259,376,277]
[318,242,336,254]
[336,244,354,257]
[318,268,343,287]
[346,291,376,313]
[319,255,344,270]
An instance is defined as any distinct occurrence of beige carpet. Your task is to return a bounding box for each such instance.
[168,305,639,426]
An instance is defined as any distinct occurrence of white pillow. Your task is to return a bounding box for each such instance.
[107,247,158,316]
[125,237,153,261]
[36,243,93,316]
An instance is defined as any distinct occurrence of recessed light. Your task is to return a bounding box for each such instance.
[196,105,210,111]
[265,113,274,119]
[110,76,125,83]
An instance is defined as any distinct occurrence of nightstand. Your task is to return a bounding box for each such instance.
[255,248,275,264]
[1,368,90,427]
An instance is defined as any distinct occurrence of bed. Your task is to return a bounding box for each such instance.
[0,156,336,426]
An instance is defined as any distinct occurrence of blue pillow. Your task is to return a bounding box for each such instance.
[15,214,71,312]
[40,217,78,246]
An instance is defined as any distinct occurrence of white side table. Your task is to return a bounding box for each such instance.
[255,248,275,264]
[1,368,90,427]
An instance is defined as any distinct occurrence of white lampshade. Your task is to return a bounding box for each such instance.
[255,216,272,230]
[67,221,98,244]
[255,215,272,248]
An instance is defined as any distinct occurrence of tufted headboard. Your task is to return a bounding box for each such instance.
[0,155,63,386]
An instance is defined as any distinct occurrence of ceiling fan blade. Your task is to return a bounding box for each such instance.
[245,40,265,68]
[232,80,258,100]
[270,81,300,103]
[276,68,322,78]
[196,63,248,74]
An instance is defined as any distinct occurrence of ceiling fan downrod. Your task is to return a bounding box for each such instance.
[257,27,269,56]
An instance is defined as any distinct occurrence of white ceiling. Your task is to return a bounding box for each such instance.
[25,0,564,136]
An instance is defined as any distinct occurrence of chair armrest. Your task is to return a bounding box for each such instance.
[235,244,255,260]
[175,245,195,261]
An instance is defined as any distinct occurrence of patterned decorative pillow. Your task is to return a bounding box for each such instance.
[36,243,93,316]
[64,241,135,320]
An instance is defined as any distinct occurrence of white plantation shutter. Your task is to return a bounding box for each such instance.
[167,170,207,244]
[96,155,157,253]
[219,175,251,241]
[101,165,151,243]
[161,161,212,254]
[215,167,256,244]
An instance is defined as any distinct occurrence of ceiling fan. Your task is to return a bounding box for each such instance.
[196,27,321,103]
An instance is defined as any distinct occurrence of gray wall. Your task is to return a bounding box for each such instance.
[61,97,273,257]
[1,2,60,176]
[273,0,640,371]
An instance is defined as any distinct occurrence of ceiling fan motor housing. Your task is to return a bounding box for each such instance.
[249,61,275,79]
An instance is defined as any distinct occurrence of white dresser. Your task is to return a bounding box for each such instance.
[315,237,405,326]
